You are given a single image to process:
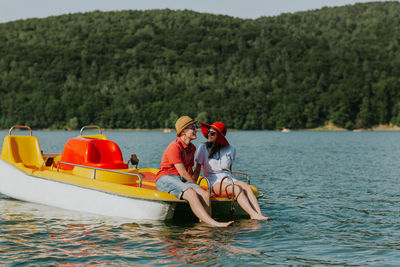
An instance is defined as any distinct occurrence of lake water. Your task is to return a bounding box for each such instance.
[1,130,399,266]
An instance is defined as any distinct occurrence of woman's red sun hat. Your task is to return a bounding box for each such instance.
[201,121,229,146]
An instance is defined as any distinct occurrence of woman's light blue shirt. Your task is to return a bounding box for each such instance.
[195,143,236,184]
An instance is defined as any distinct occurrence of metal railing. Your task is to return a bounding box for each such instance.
[220,176,236,217]
[232,171,250,184]
[219,176,236,200]
[197,176,212,195]
[9,126,32,136]
[198,171,251,197]
[80,125,102,136]
[56,161,142,187]
[199,171,251,216]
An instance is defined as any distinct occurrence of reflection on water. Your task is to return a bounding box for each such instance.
[0,197,265,265]
[0,198,129,265]
[1,131,400,265]
[159,220,262,265]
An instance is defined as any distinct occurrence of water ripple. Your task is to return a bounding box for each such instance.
[1,131,400,265]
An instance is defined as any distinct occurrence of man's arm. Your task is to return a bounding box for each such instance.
[175,163,196,184]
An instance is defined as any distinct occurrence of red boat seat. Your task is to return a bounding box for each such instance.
[59,137,128,170]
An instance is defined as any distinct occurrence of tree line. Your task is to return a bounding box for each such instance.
[0,2,400,130]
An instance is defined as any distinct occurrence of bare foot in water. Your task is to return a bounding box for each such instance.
[213,221,234,227]
[251,214,270,221]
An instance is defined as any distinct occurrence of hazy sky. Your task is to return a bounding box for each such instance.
[0,0,393,23]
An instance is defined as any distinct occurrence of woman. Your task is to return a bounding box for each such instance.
[193,122,269,220]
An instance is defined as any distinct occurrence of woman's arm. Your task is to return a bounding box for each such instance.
[193,163,202,182]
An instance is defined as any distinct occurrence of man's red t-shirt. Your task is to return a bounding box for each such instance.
[156,138,196,179]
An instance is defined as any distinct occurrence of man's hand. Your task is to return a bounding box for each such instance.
[174,163,196,184]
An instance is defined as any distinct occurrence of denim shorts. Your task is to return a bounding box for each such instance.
[156,175,200,199]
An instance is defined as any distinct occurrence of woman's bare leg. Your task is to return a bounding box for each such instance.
[235,180,263,214]
[213,182,269,220]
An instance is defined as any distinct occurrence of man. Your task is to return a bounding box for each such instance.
[156,115,233,227]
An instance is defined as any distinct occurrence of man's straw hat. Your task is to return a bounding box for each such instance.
[175,116,198,137]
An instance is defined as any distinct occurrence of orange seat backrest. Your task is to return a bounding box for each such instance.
[60,137,128,170]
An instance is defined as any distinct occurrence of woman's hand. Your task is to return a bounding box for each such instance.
[192,164,202,183]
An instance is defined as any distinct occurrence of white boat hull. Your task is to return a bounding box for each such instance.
[0,160,176,221]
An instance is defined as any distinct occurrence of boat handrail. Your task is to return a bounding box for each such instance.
[56,161,142,187]
[220,176,236,217]
[220,176,236,199]
[9,126,32,136]
[80,125,102,136]
[197,176,212,195]
[232,171,250,184]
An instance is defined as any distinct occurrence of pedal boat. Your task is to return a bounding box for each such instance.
[0,126,260,221]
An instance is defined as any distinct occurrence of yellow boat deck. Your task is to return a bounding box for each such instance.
[0,126,258,203]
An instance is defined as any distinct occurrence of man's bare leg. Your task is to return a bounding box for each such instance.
[182,189,233,227]
[195,187,211,216]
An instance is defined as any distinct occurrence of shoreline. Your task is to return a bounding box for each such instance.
[1,123,400,132]
[304,122,400,132]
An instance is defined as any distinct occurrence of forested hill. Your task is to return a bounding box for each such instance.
[0,2,400,130]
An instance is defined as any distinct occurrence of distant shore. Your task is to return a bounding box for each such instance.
[306,122,400,132]
[2,123,400,132]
